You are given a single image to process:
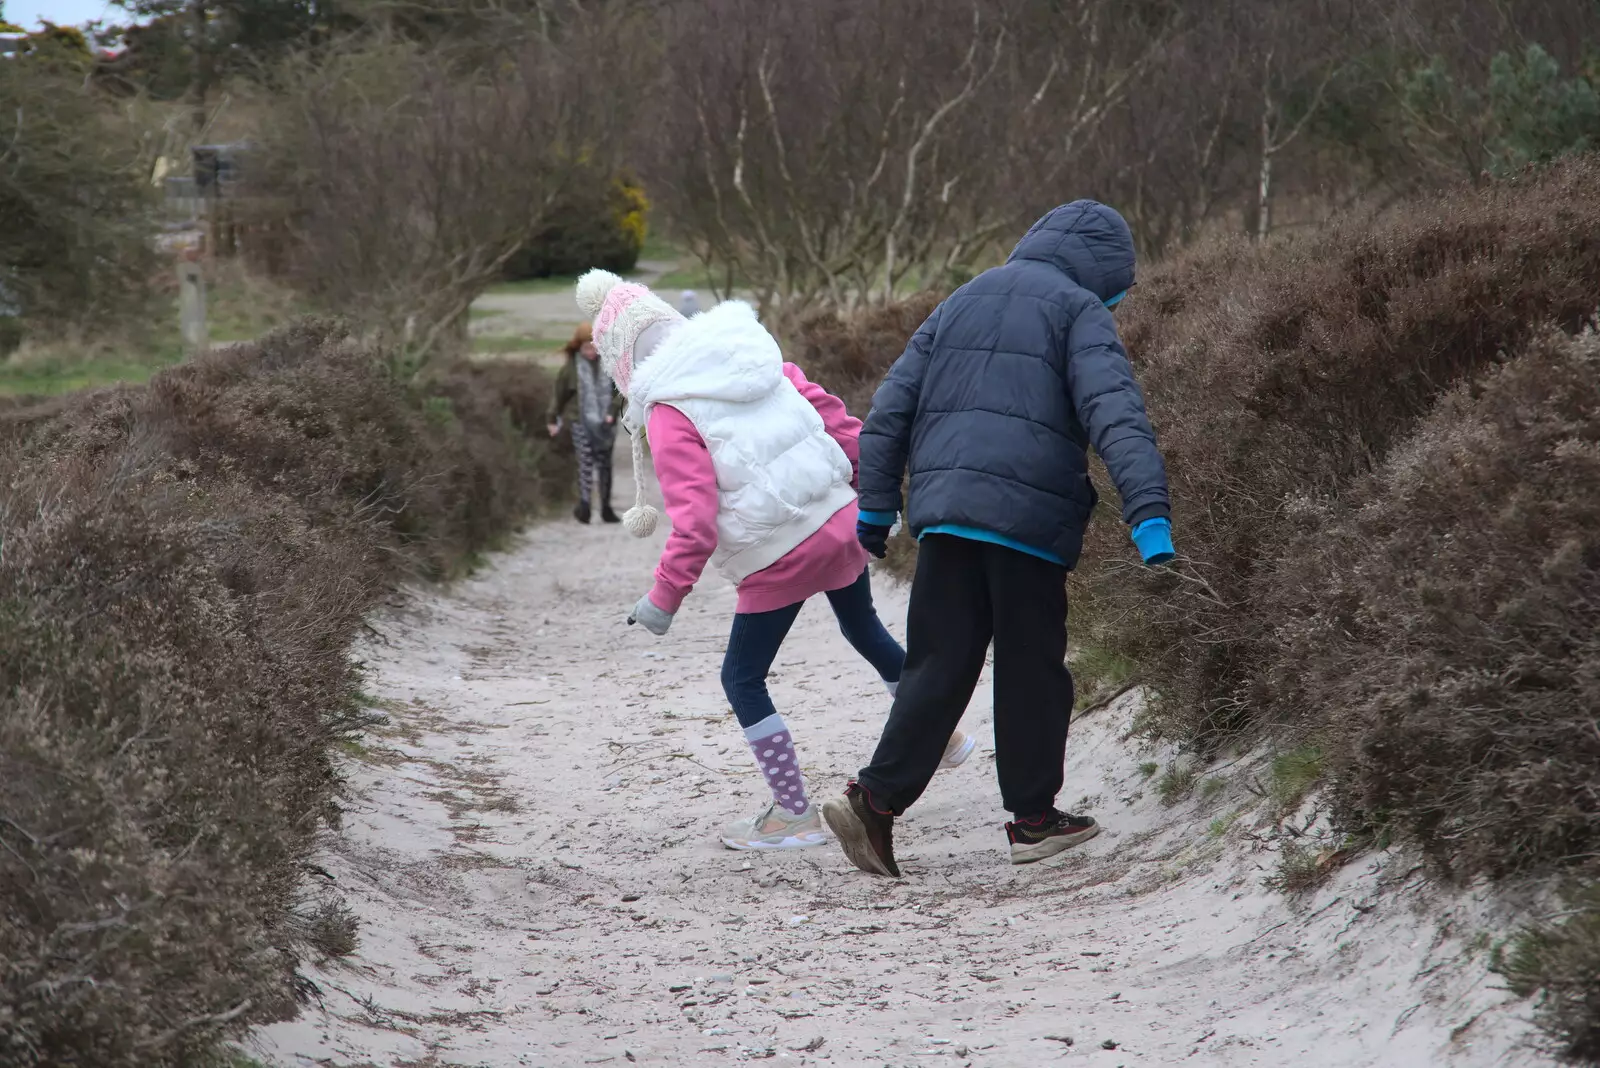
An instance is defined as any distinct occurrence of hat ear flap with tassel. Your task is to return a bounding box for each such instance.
[576,267,675,539]
[622,428,659,538]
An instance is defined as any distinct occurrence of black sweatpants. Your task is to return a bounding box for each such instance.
[855,534,1073,818]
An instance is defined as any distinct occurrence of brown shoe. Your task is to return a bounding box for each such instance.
[821,781,901,877]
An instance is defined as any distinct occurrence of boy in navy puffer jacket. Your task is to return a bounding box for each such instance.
[821,200,1175,876]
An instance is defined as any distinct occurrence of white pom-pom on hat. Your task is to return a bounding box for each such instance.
[623,503,659,538]
[576,268,623,318]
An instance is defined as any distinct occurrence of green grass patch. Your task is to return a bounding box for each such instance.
[1137,761,1159,779]
[0,264,303,396]
[470,305,508,320]
[205,267,308,343]
[0,345,184,396]
[1265,836,1363,895]
[1265,842,1325,893]
[1200,775,1228,802]
[651,263,720,291]
[1156,762,1197,806]
[639,232,686,262]
[1072,644,1137,709]
[1208,810,1244,838]
[650,258,751,295]
[1493,883,1600,1062]
[206,1053,273,1068]
[1269,745,1326,812]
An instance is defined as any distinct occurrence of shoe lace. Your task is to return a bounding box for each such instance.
[754,799,780,828]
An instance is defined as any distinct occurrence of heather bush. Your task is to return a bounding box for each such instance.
[0,319,567,1066]
[1078,154,1600,744]
[0,478,364,1065]
[433,357,575,525]
[1276,327,1600,878]
[790,292,944,417]
[790,293,944,571]
[1496,881,1600,1064]
[1285,326,1600,1057]
[1090,171,1600,1055]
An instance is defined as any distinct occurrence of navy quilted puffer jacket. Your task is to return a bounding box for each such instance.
[858,200,1170,568]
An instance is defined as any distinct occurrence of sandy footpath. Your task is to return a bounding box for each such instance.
[251,449,1555,1068]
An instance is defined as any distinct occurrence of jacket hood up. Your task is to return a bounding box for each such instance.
[1007,199,1136,302]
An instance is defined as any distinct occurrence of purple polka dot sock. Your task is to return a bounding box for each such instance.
[742,712,810,816]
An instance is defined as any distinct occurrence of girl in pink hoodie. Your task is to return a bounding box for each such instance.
[576,270,974,850]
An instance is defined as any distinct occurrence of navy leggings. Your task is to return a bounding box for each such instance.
[721,568,905,728]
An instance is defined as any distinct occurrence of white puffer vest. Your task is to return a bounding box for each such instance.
[627,301,856,583]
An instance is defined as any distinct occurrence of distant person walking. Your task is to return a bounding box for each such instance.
[574,270,974,851]
[821,200,1176,877]
[547,322,625,524]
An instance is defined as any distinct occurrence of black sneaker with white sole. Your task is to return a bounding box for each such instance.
[1005,810,1100,864]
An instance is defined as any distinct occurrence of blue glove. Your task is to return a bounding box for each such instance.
[1131,517,1175,566]
[627,593,674,636]
[857,511,896,559]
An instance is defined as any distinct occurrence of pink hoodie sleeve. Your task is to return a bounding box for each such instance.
[784,363,862,483]
[645,404,718,614]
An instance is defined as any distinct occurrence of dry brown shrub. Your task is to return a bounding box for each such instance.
[1276,326,1600,880]
[432,358,575,526]
[788,294,945,572]
[1077,154,1600,744]
[1291,326,1600,1062]
[789,292,945,418]
[1496,880,1600,1064]
[0,319,564,1066]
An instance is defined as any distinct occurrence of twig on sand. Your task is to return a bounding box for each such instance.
[606,750,738,777]
[1075,682,1139,718]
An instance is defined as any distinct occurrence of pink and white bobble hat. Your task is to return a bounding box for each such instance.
[575,268,685,538]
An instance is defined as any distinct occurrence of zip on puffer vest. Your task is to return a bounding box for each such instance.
[628,301,857,583]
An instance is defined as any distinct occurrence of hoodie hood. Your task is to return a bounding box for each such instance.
[1007,200,1136,302]
[626,300,784,423]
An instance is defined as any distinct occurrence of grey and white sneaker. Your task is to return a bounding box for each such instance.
[721,801,827,850]
[939,729,977,770]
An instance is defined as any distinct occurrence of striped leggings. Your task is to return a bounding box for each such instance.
[571,423,614,508]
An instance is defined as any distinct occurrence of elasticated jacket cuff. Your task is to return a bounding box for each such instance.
[1127,501,1171,527]
[648,581,687,615]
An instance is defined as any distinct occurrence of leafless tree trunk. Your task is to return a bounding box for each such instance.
[1254,44,1338,241]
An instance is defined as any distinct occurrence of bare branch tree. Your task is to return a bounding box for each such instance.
[261,8,644,373]
[646,0,1182,327]
[1237,0,1361,240]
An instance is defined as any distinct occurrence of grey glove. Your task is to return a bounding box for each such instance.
[628,593,674,636]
